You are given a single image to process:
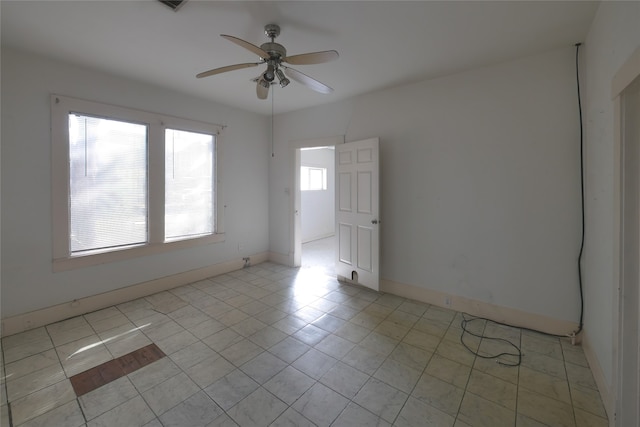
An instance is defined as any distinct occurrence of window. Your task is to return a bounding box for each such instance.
[165,129,214,240]
[52,95,224,270]
[301,166,327,191]
[69,114,148,253]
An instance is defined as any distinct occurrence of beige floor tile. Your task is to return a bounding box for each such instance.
[87,395,155,427]
[128,357,182,393]
[142,372,199,416]
[3,335,54,365]
[570,383,607,419]
[227,388,287,427]
[516,413,549,426]
[472,355,519,384]
[201,328,243,353]
[6,362,66,401]
[425,353,471,388]
[219,339,263,366]
[10,379,76,425]
[457,392,516,427]
[521,333,563,360]
[17,400,85,427]
[319,361,369,399]
[353,378,408,423]
[2,328,50,351]
[373,358,421,394]
[521,350,567,379]
[292,348,338,380]
[240,351,288,384]
[517,388,576,427]
[466,370,517,410]
[293,383,350,426]
[264,366,316,405]
[436,339,476,367]
[402,329,442,352]
[519,365,571,404]
[183,355,235,389]
[574,408,609,427]
[169,341,217,371]
[55,336,112,377]
[412,374,464,416]
[396,396,455,426]
[4,349,60,382]
[247,325,288,349]
[186,318,228,340]
[272,407,320,427]
[204,369,260,410]
[80,376,139,420]
[267,336,311,363]
[565,362,598,390]
[158,391,223,427]
[155,330,198,356]
[333,402,391,427]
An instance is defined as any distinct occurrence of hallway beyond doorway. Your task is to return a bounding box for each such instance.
[302,236,335,277]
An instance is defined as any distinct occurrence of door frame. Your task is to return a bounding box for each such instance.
[290,136,344,268]
[612,46,640,427]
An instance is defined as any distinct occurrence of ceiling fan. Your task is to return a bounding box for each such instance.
[197,24,338,100]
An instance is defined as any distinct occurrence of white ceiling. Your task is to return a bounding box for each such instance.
[1,1,598,115]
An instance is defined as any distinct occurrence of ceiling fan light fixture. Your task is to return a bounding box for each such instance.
[275,68,290,88]
[263,64,275,82]
[258,78,270,89]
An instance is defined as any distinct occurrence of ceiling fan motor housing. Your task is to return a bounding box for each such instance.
[260,42,286,60]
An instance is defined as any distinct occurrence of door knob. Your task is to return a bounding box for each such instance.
[371,219,379,224]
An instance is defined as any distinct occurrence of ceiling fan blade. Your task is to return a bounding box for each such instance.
[283,66,334,94]
[284,50,339,65]
[196,63,260,79]
[257,81,270,100]
[221,34,270,59]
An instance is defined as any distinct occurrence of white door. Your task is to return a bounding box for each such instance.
[335,138,380,291]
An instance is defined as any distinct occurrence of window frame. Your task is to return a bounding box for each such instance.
[51,95,225,272]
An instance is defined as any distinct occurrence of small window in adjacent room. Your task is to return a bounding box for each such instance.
[301,166,327,191]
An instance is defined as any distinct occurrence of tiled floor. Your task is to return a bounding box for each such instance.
[1,262,608,427]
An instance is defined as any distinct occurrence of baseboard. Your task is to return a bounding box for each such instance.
[381,278,579,336]
[581,331,614,425]
[268,251,291,266]
[302,233,335,244]
[1,252,269,337]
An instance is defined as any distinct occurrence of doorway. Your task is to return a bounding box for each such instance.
[299,146,336,277]
[291,136,343,276]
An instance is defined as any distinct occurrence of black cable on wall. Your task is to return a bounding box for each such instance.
[459,43,588,363]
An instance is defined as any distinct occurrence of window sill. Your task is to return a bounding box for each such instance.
[53,233,225,272]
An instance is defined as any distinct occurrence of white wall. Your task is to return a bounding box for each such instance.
[301,148,335,243]
[270,47,583,323]
[582,0,640,396]
[1,48,270,319]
